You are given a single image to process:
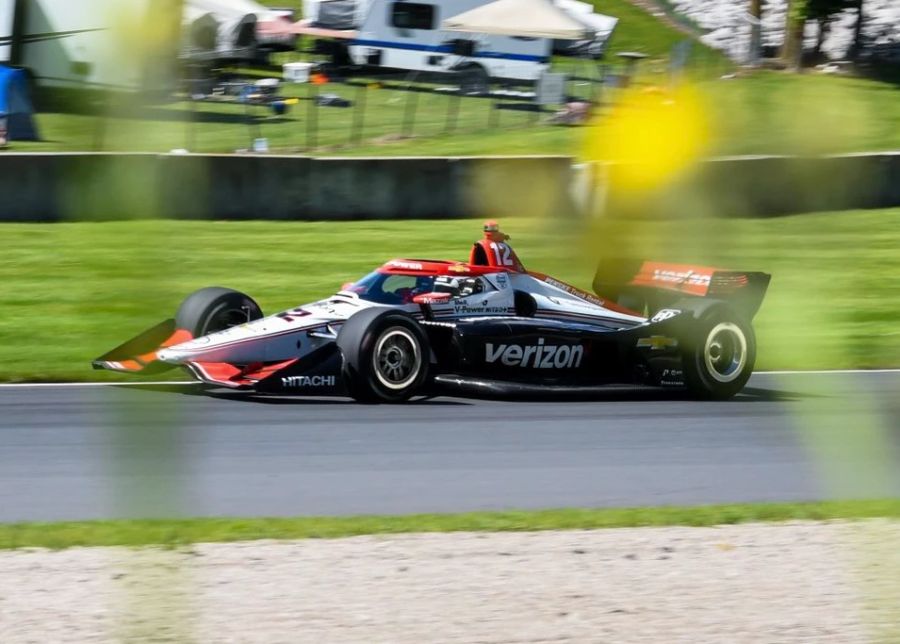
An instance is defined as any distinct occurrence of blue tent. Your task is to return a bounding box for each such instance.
[0,65,39,141]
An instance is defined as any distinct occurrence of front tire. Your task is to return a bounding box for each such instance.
[682,306,756,400]
[175,287,263,337]
[337,309,430,403]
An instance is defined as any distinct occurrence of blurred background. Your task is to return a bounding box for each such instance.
[0,1,898,640]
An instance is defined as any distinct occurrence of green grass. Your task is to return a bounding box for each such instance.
[0,209,897,382]
[1,500,897,550]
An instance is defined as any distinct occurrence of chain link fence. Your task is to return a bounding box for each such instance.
[176,59,611,154]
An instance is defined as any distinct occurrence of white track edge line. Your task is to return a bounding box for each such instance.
[0,369,898,388]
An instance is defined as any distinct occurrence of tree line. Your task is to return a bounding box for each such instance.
[748,0,869,69]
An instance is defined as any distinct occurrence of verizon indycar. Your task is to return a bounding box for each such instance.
[94,222,770,402]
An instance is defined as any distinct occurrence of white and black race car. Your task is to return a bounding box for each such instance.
[94,222,770,402]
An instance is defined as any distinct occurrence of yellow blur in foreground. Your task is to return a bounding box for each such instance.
[584,85,712,192]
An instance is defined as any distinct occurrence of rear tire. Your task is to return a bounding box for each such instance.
[682,305,756,400]
[337,308,430,403]
[175,287,263,337]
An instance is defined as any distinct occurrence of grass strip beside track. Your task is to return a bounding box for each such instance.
[1,208,898,381]
[1,500,898,550]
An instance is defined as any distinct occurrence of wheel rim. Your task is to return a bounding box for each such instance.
[373,327,421,391]
[203,307,249,335]
[703,322,747,383]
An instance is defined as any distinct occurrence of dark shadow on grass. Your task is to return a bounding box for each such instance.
[494,102,545,113]
[119,106,282,125]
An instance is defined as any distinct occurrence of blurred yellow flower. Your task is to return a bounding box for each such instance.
[584,85,712,192]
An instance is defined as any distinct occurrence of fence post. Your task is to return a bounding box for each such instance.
[244,101,262,148]
[488,96,499,129]
[186,96,196,151]
[445,91,460,134]
[92,94,109,152]
[306,82,318,151]
[350,83,366,146]
[402,85,418,138]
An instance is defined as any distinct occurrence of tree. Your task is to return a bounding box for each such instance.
[847,0,865,60]
[781,0,854,68]
[748,0,763,66]
[781,0,807,70]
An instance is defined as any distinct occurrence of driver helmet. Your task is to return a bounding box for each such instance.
[433,275,461,296]
[483,220,510,243]
[434,275,482,297]
[399,276,435,303]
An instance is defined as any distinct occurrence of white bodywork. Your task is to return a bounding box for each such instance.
[157,267,646,369]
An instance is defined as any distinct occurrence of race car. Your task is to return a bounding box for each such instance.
[93,221,770,402]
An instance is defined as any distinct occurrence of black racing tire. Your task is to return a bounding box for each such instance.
[682,305,756,400]
[175,287,263,337]
[337,308,431,403]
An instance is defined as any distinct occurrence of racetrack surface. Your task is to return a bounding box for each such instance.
[0,372,898,522]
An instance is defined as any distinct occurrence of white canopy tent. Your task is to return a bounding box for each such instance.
[554,0,618,56]
[442,0,595,40]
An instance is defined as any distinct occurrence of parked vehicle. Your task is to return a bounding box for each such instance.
[304,0,616,86]
[351,0,550,84]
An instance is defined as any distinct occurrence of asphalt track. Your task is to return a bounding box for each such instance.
[0,372,898,522]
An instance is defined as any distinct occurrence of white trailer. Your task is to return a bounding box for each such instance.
[349,0,553,82]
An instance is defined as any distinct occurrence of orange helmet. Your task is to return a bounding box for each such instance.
[482,220,509,242]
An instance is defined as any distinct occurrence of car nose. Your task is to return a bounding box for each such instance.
[156,347,183,363]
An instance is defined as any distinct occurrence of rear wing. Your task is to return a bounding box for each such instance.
[593,260,771,319]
